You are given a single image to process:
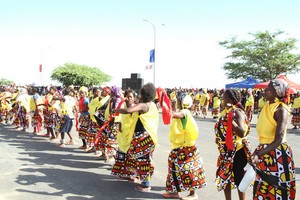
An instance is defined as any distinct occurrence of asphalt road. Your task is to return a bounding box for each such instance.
[0,114,299,200]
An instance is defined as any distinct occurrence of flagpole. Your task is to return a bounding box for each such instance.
[35,45,43,85]
[143,19,156,86]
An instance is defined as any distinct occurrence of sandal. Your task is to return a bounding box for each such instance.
[98,154,106,160]
[181,194,198,200]
[120,177,138,183]
[162,192,180,199]
[58,143,66,147]
[134,185,151,192]
[66,140,74,145]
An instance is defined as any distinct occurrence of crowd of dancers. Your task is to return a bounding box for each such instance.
[0,80,298,200]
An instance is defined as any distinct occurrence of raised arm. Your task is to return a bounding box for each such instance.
[114,102,148,114]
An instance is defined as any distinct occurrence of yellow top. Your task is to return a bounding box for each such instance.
[245,95,254,108]
[200,93,208,106]
[256,100,289,144]
[117,104,133,152]
[117,102,159,152]
[169,109,198,149]
[258,97,266,109]
[213,96,221,109]
[29,95,43,111]
[292,97,300,109]
[170,91,177,101]
[11,91,19,104]
[194,93,200,101]
[89,96,110,122]
[46,94,60,111]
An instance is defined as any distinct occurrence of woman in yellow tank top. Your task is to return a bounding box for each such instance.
[162,94,206,200]
[251,79,296,199]
[112,83,158,192]
[215,89,251,200]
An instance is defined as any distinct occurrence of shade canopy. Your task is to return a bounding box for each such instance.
[254,75,300,90]
[225,77,259,89]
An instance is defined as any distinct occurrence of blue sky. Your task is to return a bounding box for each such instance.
[0,0,300,88]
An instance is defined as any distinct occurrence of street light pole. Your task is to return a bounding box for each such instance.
[143,19,156,86]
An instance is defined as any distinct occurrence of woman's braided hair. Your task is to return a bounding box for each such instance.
[224,89,245,111]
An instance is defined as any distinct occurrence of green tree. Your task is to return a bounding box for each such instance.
[51,63,111,86]
[0,78,14,85]
[220,30,300,81]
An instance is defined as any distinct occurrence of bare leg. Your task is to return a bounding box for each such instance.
[224,184,231,200]
[238,189,246,200]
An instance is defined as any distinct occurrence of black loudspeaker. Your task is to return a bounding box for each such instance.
[122,73,144,92]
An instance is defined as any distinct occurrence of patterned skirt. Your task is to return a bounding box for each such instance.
[165,145,206,193]
[9,105,19,124]
[215,139,251,191]
[31,111,43,129]
[95,122,119,156]
[112,131,155,183]
[86,121,99,146]
[78,114,90,140]
[253,142,296,200]
[291,109,300,126]
[43,109,59,129]
[212,108,220,115]
[0,106,10,121]
[194,100,200,112]
[13,106,29,128]
[201,105,208,113]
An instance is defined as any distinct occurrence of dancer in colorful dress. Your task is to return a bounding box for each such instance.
[59,88,77,147]
[245,89,254,122]
[85,87,102,152]
[291,91,300,129]
[13,88,31,131]
[0,86,12,124]
[215,89,251,200]
[251,79,296,199]
[93,87,110,155]
[162,94,206,200]
[193,89,201,116]
[257,92,266,119]
[111,89,137,180]
[169,88,177,111]
[100,86,123,162]
[212,90,221,119]
[43,86,62,140]
[112,83,158,192]
[200,89,209,118]
[30,87,43,134]
[78,86,90,150]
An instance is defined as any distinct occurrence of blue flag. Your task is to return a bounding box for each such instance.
[149,49,155,63]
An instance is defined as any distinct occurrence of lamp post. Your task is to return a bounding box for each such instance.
[143,19,156,86]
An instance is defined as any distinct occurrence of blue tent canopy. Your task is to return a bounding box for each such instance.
[225,77,259,89]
